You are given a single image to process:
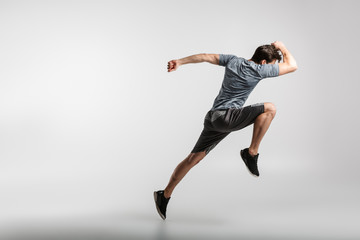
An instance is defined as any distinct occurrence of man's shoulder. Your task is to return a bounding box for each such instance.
[224,55,246,65]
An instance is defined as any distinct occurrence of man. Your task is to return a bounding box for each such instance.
[154,41,297,220]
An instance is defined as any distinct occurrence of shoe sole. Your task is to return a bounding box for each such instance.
[240,150,259,178]
[153,191,166,220]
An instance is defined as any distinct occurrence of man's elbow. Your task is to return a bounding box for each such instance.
[290,63,298,72]
[204,53,219,65]
[292,64,298,72]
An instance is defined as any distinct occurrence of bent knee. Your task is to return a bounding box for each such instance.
[187,152,206,165]
[264,102,277,117]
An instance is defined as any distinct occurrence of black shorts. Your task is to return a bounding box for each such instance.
[191,103,265,154]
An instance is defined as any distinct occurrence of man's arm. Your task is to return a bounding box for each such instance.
[167,54,219,72]
[272,41,298,76]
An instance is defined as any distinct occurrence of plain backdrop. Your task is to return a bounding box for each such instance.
[0,0,359,239]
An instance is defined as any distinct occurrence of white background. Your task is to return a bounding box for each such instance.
[0,0,359,239]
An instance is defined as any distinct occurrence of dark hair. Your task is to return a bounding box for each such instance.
[251,45,282,64]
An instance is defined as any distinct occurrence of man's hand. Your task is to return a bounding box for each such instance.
[167,59,180,72]
[271,41,286,51]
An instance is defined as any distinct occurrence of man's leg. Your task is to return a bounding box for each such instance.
[163,151,206,198]
[248,102,276,156]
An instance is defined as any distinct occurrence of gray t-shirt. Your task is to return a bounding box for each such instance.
[211,54,279,110]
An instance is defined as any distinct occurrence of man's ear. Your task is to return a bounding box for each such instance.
[260,60,267,65]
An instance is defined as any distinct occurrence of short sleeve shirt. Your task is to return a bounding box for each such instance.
[211,54,279,110]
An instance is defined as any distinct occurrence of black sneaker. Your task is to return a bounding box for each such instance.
[154,190,170,220]
[240,148,260,177]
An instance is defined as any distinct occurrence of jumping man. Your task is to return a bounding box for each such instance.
[154,41,297,220]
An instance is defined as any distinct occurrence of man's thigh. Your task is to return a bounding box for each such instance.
[191,128,230,155]
[225,103,265,131]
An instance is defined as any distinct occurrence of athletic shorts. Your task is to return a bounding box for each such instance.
[191,103,265,155]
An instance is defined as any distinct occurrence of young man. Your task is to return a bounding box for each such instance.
[154,41,297,220]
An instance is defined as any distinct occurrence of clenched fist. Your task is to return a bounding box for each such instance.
[271,41,285,51]
[167,59,180,72]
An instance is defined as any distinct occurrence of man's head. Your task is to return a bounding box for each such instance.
[251,44,282,64]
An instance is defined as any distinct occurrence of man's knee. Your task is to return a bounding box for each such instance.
[187,151,206,165]
[264,102,277,118]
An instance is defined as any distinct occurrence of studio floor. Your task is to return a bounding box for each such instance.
[2,174,359,240]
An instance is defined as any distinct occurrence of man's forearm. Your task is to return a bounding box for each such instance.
[178,54,208,65]
[167,54,219,72]
[279,46,297,67]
